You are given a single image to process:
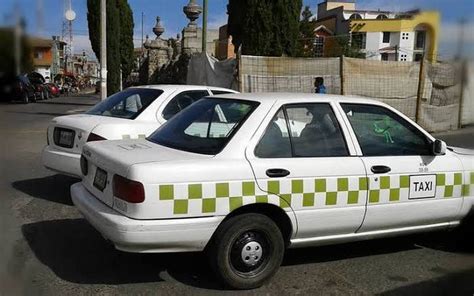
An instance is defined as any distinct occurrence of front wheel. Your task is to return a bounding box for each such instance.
[207,213,284,289]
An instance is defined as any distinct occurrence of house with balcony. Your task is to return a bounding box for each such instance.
[313,0,440,62]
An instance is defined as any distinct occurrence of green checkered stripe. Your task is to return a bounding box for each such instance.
[157,176,368,216]
[463,171,474,197]
[367,172,464,204]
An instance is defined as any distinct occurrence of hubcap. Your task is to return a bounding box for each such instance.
[240,241,263,266]
[230,230,270,275]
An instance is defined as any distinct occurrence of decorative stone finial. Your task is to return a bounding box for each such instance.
[183,0,202,28]
[144,34,151,48]
[153,16,165,39]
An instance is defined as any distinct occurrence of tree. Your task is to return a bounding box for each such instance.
[228,0,302,57]
[87,0,134,95]
[0,26,33,76]
[297,6,316,57]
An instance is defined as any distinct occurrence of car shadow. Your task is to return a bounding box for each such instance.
[379,268,474,296]
[22,217,474,290]
[7,111,70,117]
[12,174,80,206]
[21,219,225,289]
[36,101,96,106]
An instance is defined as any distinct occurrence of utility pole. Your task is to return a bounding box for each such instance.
[395,45,398,61]
[100,0,107,100]
[456,18,467,60]
[201,0,208,53]
[14,4,21,76]
[141,12,144,56]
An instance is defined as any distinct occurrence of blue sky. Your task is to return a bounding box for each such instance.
[1,0,473,59]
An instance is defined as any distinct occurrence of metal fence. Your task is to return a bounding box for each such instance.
[237,54,469,132]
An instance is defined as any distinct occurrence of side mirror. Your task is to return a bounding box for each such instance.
[433,139,447,156]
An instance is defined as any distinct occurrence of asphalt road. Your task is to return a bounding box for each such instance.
[1,95,474,296]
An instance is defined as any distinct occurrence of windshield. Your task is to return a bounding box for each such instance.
[148,98,259,155]
[87,88,163,119]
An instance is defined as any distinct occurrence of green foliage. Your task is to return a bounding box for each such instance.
[297,6,316,57]
[0,28,33,76]
[335,35,366,59]
[87,0,134,95]
[228,0,302,57]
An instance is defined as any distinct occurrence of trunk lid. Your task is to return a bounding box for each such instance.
[81,139,212,207]
[48,114,131,154]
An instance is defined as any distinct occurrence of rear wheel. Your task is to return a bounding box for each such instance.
[207,213,284,289]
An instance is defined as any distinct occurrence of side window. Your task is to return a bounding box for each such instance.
[211,90,235,95]
[255,110,292,158]
[255,104,348,158]
[162,90,209,120]
[341,104,432,156]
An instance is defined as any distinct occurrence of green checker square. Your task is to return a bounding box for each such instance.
[369,190,380,203]
[437,174,446,186]
[399,175,409,188]
[242,181,255,196]
[347,191,359,204]
[188,184,202,199]
[470,172,474,184]
[292,179,304,194]
[315,179,326,193]
[268,180,280,194]
[325,192,337,206]
[380,176,390,189]
[462,185,470,197]
[389,188,400,202]
[337,178,349,191]
[444,185,453,198]
[202,198,216,213]
[216,183,229,198]
[454,173,463,186]
[173,200,188,214]
[229,197,243,211]
[303,193,315,207]
[159,185,174,200]
[359,177,368,191]
[256,195,268,203]
[280,194,292,208]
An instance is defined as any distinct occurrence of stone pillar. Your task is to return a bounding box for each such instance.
[145,17,171,79]
[182,0,202,54]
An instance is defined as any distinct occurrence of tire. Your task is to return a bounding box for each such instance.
[22,92,29,104]
[207,213,285,289]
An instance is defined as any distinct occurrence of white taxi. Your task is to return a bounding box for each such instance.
[71,93,474,289]
[42,85,237,177]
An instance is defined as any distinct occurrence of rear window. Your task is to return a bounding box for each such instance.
[148,98,259,155]
[87,88,163,119]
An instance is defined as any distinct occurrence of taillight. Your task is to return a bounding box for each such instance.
[80,155,88,176]
[87,133,106,142]
[113,175,145,203]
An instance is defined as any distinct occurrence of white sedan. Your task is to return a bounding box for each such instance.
[71,93,474,289]
[42,85,237,177]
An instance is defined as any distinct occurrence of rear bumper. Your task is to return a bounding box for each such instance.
[42,145,81,178]
[71,183,223,253]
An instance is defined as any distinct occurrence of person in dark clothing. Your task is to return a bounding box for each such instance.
[314,77,327,94]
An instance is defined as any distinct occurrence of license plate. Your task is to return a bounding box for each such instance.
[93,168,107,191]
[58,130,74,147]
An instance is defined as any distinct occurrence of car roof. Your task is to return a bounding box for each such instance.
[209,92,384,105]
[131,84,236,92]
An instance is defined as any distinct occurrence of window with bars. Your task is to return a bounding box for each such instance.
[314,36,325,57]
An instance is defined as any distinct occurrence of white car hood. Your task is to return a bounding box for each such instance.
[84,139,213,177]
[450,146,474,156]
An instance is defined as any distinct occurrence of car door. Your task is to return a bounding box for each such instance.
[339,103,464,232]
[246,102,368,239]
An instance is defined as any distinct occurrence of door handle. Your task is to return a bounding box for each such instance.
[371,165,391,174]
[266,168,290,178]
